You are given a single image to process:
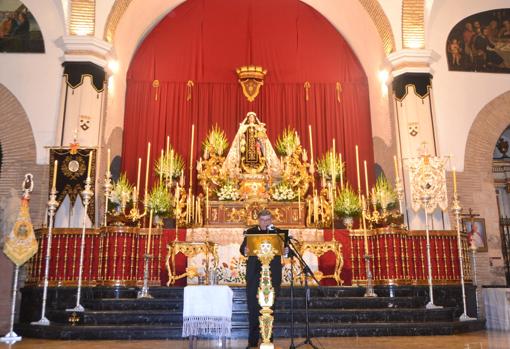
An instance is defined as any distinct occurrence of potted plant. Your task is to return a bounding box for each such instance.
[316,148,344,182]
[334,185,361,229]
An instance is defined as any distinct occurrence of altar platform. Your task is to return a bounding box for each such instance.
[16,285,483,340]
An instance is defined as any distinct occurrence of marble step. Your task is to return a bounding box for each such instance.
[46,307,456,325]
[88,286,374,299]
[81,296,423,311]
[15,319,485,340]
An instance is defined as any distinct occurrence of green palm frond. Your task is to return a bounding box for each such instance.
[275,127,300,156]
[316,149,344,180]
[334,185,361,218]
[202,124,229,156]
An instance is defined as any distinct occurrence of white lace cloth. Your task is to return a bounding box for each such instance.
[182,285,233,338]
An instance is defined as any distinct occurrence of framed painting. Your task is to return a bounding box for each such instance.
[0,0,44,53]
[462,218,488,252]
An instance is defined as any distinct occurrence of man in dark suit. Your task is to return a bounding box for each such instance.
[239,209,287,349]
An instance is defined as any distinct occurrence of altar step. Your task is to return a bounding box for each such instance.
[16,320,485,340]
[15,285,484,339]
[81,296,424,311]
[44,306,456,326]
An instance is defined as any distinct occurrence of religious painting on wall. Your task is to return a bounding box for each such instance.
[0,0,44,53]
[462,218,488,252]
[446,8,510,73]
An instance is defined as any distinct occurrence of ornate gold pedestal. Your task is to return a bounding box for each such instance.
[255,241,278,349]
[165,241,219,285]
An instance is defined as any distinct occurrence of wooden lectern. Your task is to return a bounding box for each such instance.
[246,233,286,349]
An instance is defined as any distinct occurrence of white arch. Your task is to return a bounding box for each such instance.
[104,0,392,151]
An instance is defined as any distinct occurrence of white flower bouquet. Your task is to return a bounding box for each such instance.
[271,182,296,201]
[217,182,240,201]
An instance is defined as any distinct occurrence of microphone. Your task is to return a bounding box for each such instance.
[267,224,276,231]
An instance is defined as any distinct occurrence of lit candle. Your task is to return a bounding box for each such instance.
[107,148,111,173]
[339,153,344,189]
[144,142,151,197]
[52,160,58,189]
[166,136,170,155]
[160,149,164,182]
[393,155,399,179]
[189,124,195,188]
[133,186,137,203]
[452,166,457,194]
[136,158,141,201]
[87,150,93,178]
[364,160,369,198]
[146,209,153,254]
[355,145,361,197]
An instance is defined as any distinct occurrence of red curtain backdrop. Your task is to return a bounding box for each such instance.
[122,0,375,194]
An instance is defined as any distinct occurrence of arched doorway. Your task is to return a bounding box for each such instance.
[458,90,510,286]
[0,83,46,330]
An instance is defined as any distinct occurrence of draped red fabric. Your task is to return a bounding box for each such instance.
[122,0,375,194]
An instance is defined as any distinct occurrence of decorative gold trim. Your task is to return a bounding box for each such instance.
[104,0,133,42]
[402,0,425,49]
[394,84,431,102]
[105,0,395,55]
[63,73,106,93]
[358,0,396,54]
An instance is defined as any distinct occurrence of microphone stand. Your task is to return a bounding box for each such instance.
[276,230,321,349]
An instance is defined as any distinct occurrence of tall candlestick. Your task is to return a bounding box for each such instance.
[169,150,174,182]
[332,138,336,192]
[146,209,153,254]
[339,153,344,189]
[52,160,58,189]
[107,148,111,173]
[189,124,195,189]
[361,195,368,254]
[393,155,399,179]
[87,151,93,178]
[298,187,301,219]
[160,149,164,182]
[206,186,209,221]
[452,166,457,194]
[355,145,361,197]
[364,160,369,198]
[166,136,170,156]
[133,186,137,203]
[145,142,151,197]
[137,158,141,196]
[308,125,314,169]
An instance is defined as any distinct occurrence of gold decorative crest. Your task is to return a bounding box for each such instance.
[236,65,267,102]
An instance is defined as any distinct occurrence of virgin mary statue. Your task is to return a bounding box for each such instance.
[222,112,281,177]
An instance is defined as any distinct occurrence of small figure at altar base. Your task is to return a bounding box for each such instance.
[239,209,288,348]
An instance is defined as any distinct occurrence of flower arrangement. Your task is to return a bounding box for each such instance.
[373,175,397,211]
[316,149,344,181]
[110,173,133,209]
[217,181,240,201]
[155,147,185,181]
[270,181,296,201]
[202,124,229,157]
[334,185,361,218]
[148,183,174,216]
[275,127,300,156]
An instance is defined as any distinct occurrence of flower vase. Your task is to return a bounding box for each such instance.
[342,216,354,230]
